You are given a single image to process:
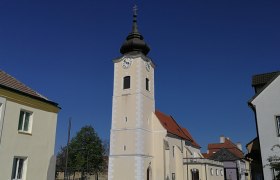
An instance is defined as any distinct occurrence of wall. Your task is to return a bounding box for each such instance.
[0,99,58,180]
[252,76,280,180]
[109,55,156,180]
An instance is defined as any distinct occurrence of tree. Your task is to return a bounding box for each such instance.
[267,144,280,180]
[56,125,105,179]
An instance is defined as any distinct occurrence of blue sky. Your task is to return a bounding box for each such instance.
[0,0,279,153]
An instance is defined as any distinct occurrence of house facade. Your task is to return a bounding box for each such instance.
[0,70,60,180]
[203,136,251,180]
[248,71,280,180]
[108,7,223,180]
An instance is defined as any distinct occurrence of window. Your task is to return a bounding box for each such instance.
[276,116,280,136]
[216,169,219,175]
[147,166,152,180]
[172,173,175,180]
[12,157,27,180]
[273,168,280,180]
[0,98,6,144]
[191,169,199,180]
[123,76,130,89]
[18,110,32,133]
[146,78,150,91]
[220,169,223,176]
[210,168,214,175]
[173,146,175,157]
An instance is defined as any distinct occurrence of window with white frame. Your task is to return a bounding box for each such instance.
[18,110,32,133]
[276,116,280,136]
[210,168,214,175]
[11,157,27,180]
[0,99,5,144]
[0,103,2,116]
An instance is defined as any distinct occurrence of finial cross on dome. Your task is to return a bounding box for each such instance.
[133,5,138,16]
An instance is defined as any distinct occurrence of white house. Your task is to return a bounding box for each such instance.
[249,71,280,180]
[0,70,60,180]
[108,7,223,180]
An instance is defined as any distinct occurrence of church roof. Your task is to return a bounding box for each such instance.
[120,6,150,55]
[0,70,58,106]
[155,110,201,148]
[181,128,201,148]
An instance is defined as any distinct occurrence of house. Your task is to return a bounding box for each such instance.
[108,6,223,180]
[248,71,280,180]
[203,136,251,180]
[0,70,60,180]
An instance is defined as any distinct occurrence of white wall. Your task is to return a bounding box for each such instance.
[252,76,280,180]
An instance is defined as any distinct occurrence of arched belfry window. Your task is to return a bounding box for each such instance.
[123,76,130,89]
[146,78,150,91]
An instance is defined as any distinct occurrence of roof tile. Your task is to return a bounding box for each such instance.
[0,70,48,100]
[205,138,244,159]
[155,110,192,141]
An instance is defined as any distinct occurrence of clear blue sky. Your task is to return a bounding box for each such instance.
[1,0,279,153]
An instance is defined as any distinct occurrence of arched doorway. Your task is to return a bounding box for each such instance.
[191,169,199,180]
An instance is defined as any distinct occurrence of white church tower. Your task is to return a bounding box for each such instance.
[108,6,155,180]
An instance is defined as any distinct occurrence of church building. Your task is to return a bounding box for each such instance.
[108,7,223,180]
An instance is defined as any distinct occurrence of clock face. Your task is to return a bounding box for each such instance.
[122,57,132,69]
[146,62,151,72]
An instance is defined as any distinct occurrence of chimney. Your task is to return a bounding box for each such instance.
[236,142,242,151]
[220,135,225,143]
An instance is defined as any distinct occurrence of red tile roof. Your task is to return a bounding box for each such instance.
[202,153,210,158]
[181,128,201,148]
[0,70,58,106]
[206,138,244,159]
[155,110,202,149]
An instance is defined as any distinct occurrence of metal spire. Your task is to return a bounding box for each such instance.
[132,5,139,33]
[120,4,150,55]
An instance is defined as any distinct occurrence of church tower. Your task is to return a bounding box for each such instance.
[108,6,155,180]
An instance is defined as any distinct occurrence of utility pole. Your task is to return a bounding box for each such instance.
[65,118,71,180]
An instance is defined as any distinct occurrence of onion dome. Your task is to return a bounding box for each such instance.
[120,6,150,55]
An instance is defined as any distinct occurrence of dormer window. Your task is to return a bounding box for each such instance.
[123,76,130,89]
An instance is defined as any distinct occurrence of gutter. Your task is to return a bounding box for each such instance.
[247,101,264,180]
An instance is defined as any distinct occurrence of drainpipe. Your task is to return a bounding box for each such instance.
[248,102,264,180]
[187,161,189,180]
[204,163,207,180]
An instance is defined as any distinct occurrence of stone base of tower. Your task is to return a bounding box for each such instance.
[108,155,153,180]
